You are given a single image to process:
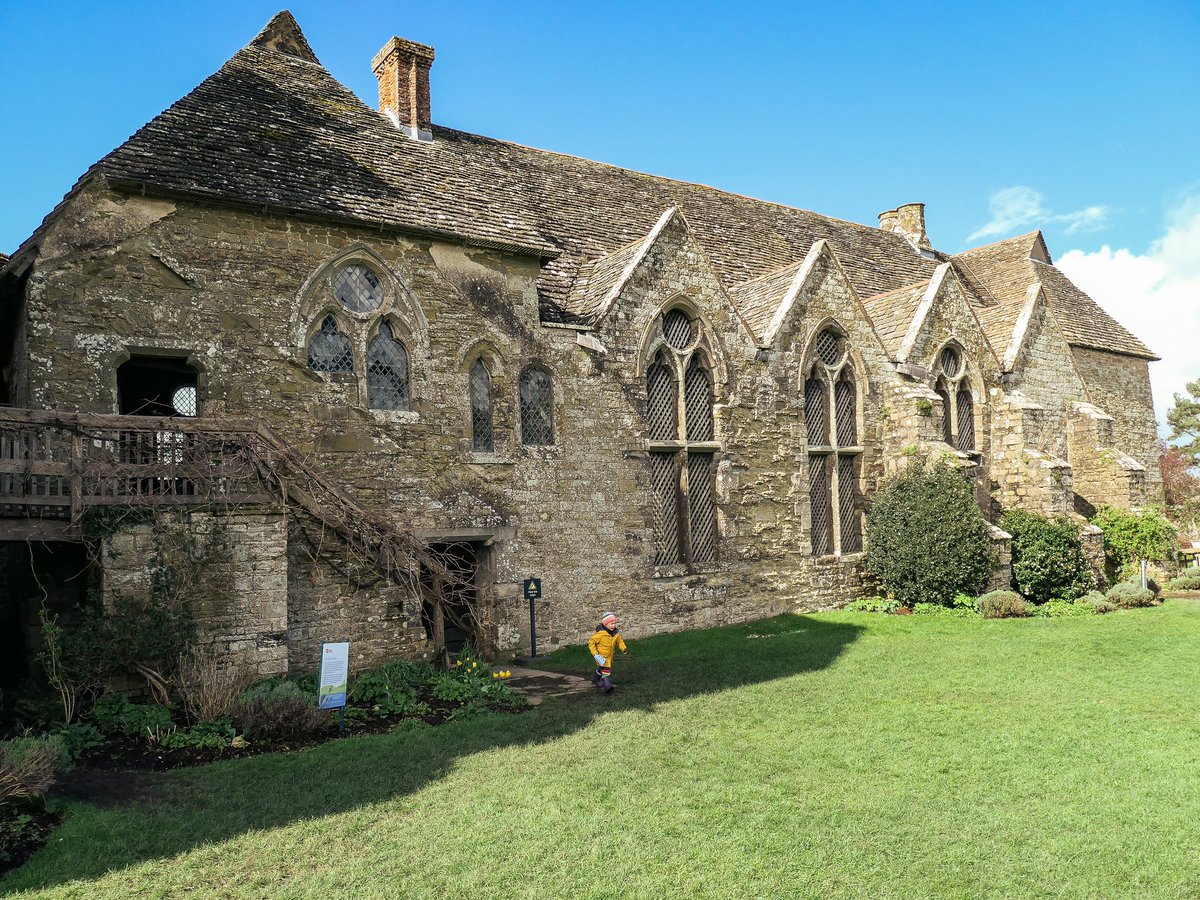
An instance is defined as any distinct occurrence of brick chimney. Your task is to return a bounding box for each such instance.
[372,37,436,141]
[878,202,933,252]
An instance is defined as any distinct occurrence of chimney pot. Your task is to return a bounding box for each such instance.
[372,36,435,141]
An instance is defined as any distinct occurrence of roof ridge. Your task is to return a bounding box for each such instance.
[955,230,1042,257]
[249,11,320,64]
[428,123,925,249]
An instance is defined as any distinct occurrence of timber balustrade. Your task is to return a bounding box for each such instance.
[0,406,444,585]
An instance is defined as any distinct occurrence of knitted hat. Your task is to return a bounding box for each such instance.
[601,612,617,627]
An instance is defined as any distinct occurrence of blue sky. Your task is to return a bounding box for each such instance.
[2,0,1197,421]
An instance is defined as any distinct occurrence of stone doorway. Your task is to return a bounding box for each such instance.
[419,540,491,660]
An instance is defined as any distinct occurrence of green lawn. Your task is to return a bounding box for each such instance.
[6,603,1200,898]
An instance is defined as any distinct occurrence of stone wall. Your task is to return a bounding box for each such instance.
[1071,348,1163,503]
[100,508,289,678]
[14,180,1164,667]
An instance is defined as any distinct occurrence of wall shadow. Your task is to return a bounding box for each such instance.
[4,614,861,892]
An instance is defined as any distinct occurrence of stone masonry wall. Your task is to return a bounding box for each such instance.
[1071,348,1163,503]
[100,508,289,678]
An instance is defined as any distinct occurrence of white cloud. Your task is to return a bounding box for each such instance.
[1056,195,1200,434]
[968,186,1110,241]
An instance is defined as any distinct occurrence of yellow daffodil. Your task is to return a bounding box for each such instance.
[456,661,462,667]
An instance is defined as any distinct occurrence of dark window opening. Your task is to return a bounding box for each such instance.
[117,355,199,417]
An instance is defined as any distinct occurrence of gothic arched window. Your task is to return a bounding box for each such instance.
[935,345,975,452]
[308,315,353,373]
[367,322,410,410]
[645,309,719,569]
[519,367,554,445]
[805,327,862,555]
[470,359,494,452]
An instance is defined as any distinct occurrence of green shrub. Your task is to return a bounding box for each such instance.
[432,675,479,703]
[351,660,436,717]
[1164,575,1200,591]
[49,722,104,761]
[1105,580,1156,609]
[91,693,174,737]
[999,509,1095,602]
[1080,591,1116,614]
[0,736,69,801]
[231,681,328,742]
[978,591,1027,619]
[912,602,977,617]
[866,460,996,605]
[845,596,901,614]
[1091,506,1178,577]
[160,719,236,751]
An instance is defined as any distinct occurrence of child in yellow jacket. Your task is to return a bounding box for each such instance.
[588,612,627,694]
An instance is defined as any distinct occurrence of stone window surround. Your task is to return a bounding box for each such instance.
[459,344,511,463]
[295,246,428,419]
[643,303,723,578]
[803,322,864,559]
[931,340,979,456]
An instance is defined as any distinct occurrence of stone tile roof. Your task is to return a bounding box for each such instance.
[84,16,938,327]
[73,12,1153,364]
[955,233,1155,359]
[862,282,929,359]
[726,259,808,341]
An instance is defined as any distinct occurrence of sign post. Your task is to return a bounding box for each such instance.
[523,578,542,658]
[319,641,350,733]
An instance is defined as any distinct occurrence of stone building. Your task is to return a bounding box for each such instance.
[0,13,1160,679]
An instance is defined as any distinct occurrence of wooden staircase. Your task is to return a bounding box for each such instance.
[0,406,437,583]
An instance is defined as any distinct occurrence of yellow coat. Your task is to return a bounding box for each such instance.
[588,628,627,668]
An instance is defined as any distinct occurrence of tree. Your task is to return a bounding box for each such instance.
[1166,378,1200,468]
[1160,440,1200,507]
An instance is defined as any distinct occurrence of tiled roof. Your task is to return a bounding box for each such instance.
[85,16,938,327]
[862,282,929,359]
[726,259,808,341]
[71,13,1153,363]
[955,233,1155,359]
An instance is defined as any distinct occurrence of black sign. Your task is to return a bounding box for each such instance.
[523,578,542,601]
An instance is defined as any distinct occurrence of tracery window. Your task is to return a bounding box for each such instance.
[470,359,494,452]
[934,345,975,452]
[645,308,719,569]
[804,327,862,555]
[307,315,353,373]
[333,264,383,313]
[519,367,554,445]
[367,322,410,410]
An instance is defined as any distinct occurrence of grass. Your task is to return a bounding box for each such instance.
[5,602,1200,898]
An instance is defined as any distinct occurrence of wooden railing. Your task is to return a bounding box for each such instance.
[0,408,280,538]
[0,407,443,587]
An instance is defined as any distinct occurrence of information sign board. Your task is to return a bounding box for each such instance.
[318,641,350,710]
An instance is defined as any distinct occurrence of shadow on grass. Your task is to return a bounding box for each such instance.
[4,613,861,892]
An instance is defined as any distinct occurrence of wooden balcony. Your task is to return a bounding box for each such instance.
[0,407,279,541]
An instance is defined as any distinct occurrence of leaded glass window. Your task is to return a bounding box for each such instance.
[519,367,554,445]
[645,308,720,571]
[935,344,975,452]
[367,322,409,410]
[806,327,862,556]
[470,359,493,452]
[333,264,383,313]
[308,315,353,373]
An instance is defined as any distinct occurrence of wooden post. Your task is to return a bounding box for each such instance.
[70,432,83,523]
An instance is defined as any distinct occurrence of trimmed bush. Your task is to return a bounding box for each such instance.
[1164,575,1200,591]
[1079,591,1116,614]
[999,509,1095,602]
[231,681,328,742]
[866,459,996,605]
[978,591,1028,619]
[1105,580,1156,609]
